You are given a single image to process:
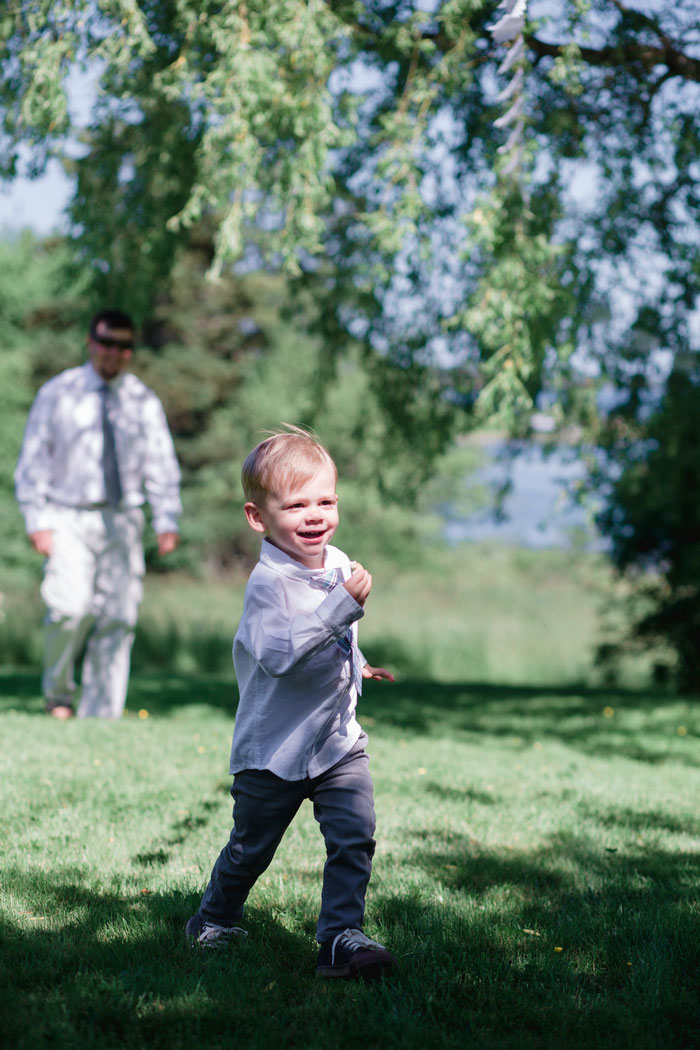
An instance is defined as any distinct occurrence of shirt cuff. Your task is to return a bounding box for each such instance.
[151,514,180,534]
[21,504,52,535]
[316,583,365,635]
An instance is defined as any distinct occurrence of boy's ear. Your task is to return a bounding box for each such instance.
[244,501,267,534]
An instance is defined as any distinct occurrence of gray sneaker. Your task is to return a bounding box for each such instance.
[185,913,248,948]
[316,928,395,979]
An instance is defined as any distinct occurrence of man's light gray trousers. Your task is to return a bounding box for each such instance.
[41,504,145,718]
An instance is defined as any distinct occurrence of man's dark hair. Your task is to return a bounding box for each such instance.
[89,309,135,337]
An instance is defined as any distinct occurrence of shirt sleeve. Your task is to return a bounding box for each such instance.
[140,394,182,533]
[242,578,364,678]
[14,385,55,534]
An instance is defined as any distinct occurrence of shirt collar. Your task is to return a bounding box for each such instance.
[84,360,125,391]
[259,538,344,583]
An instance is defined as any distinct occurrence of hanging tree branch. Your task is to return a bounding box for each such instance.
[525,34,700,83]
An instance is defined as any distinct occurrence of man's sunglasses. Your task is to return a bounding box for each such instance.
[92,334,134,352]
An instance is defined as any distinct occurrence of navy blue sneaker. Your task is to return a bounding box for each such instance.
[316,928,395,979]
[185,913,248,948]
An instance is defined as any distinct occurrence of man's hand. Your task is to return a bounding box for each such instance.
[157,532,180,556]
[29,530,53,556]
[344,562,372,606]
[362,663,396,683]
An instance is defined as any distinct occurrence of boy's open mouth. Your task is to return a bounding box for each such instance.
[299,529,325,540]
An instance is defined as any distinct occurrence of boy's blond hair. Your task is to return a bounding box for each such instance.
[242,425,337,505]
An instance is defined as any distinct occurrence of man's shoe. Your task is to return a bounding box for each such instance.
[185,913,248,948]
[316,928,395,979]
[45,701,74,720]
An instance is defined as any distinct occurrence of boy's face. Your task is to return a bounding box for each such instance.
[244,464,339,569]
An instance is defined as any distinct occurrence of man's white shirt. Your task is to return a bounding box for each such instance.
[15,361,181,534]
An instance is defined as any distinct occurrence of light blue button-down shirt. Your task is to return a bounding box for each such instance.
[230,540,366,780]
[14,361,181,534]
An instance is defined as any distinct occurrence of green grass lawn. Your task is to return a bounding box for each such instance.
[2,546,700,1049]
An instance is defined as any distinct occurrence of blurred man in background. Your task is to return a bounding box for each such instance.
[15,308,182,719]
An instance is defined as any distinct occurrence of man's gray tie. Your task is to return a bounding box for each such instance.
[100,385,123,507]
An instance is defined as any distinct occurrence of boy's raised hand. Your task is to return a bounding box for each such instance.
[344,562,372,606]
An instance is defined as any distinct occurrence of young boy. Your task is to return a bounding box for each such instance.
[186,426,396,979]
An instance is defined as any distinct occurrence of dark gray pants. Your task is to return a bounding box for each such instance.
[198,733,376,943]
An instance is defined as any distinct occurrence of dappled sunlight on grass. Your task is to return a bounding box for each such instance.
[3,666,699,770]
[3,664,700,1049]
[361,678,700,768]
[3,544,700,1048]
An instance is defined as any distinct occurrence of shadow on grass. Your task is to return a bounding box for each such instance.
[375,824,700,1049]
[361,678,700,769]
[0,668,42,710]
[0,867,320,1050]
[132,796,225,869]
[0,668,239,719]
[3,841,700,1050]
[2,667,699,769]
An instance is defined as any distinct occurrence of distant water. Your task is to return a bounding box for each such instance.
[443,442,607,551]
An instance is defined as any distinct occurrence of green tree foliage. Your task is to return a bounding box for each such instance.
[0,232,88,582]
[1,231,470,579]
[4,1,698,437]
[131,228,478,568]
[594,366,700,692]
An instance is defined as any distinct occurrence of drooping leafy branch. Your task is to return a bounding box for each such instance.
[1,1,699,440]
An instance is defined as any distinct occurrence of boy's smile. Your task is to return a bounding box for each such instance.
[244,465,339,569]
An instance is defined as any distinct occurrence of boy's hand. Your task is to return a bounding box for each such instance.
[344,562,372,606]
[362,663,395,683]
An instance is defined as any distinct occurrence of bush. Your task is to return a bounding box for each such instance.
[596,368,700,691]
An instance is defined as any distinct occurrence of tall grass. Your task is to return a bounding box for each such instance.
[0,543,653,685]
[136,544,626,683]
[2,545,697,1049]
